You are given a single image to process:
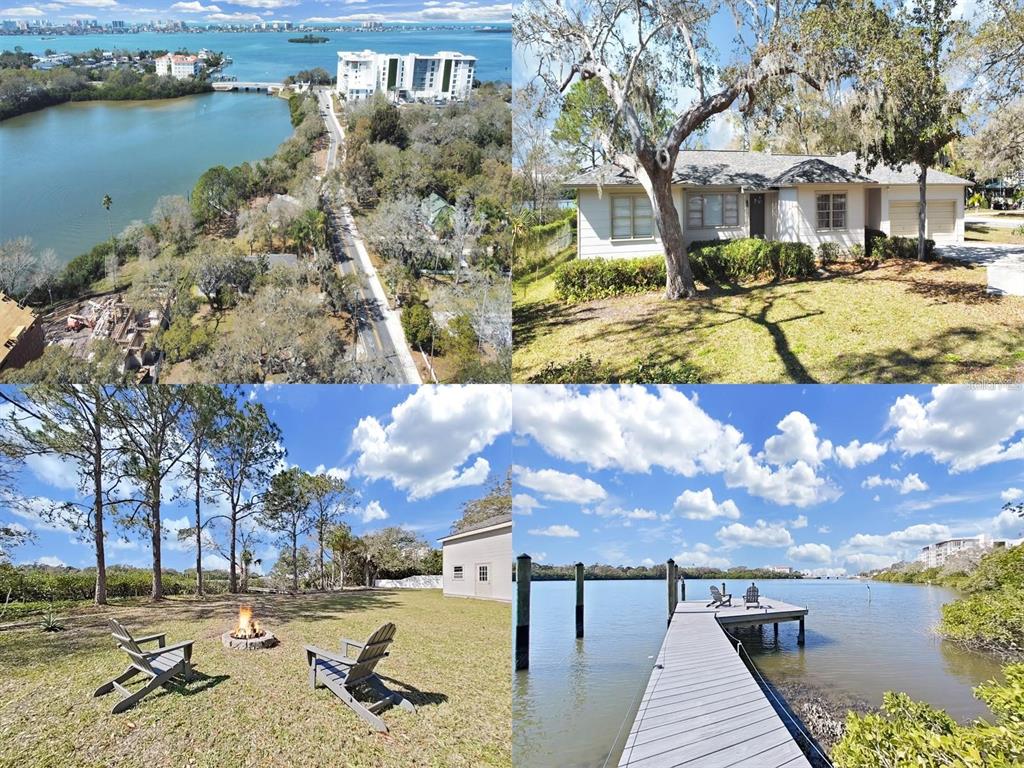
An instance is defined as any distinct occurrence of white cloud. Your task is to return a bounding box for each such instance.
[513,386,840,507]
[887,386,1024,472]
[34,555,66,567]
[1002,487,1024,502]
[787,542,832,564]
[359,500,389,523]
[312,464,351,482]
[840,523,952,569]
[512,493,542,515]
[640,557,656,567]
[818,525,831,534]
[844,552,899,572]
[672,488,740,520]
[790,515,808,529]
[528,524,579,538]
[991,508,1024,538]
[226,0,295,6]
[205,11,262,21]
[0,6,44,15]
[674,542,730,569]
[861,473,929,494]
[110,537,138,550]
[513,465,606,503]
[716,519,793,548]
[353,386,509,500]
[24,453,79,491]
[835,439,888,468]
[762,412,833,467]
[170,1,220,10]
[531,551,547,563]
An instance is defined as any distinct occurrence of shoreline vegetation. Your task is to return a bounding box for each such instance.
[0,47,224,121]
[528,563,804,581]
[287,34,329,44]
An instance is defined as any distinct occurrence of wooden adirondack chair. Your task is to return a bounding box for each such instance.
[93,618,195,714]
[745,584,761,609]
[706,585,732,607]
[305,622,415,733]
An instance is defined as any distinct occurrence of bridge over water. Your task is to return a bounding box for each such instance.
[212,81,285,94]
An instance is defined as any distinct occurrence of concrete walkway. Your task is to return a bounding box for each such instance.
[939,242,1024,296]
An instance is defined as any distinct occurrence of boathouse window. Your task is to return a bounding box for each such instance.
[610,195,654,239]
[816,193,847,230]
[478,565,489,582]
[453,566,464,580]
[687,193,739,228]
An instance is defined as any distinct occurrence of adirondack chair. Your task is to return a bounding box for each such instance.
[93,618,195,714]
[706,585,732,607]
[745,583,761,609]
[305,622,415,733]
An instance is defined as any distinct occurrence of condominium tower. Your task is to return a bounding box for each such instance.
[335,50,476,103]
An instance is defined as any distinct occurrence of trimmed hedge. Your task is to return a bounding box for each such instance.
[876,235,936,261]
[553,256,665,302]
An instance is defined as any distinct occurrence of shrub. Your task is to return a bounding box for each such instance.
[865,228,887,259]
[553,256,665,302]
[689,238,815,284]
[526,353,702,384]
[817,241,841,265]
[967,192,989,209]
[940,586,1024,654]
[527,353,602,384]
[400,302,437,350]
[877,236,935,261]
[618,356,702,384]
[832,664,1024,767]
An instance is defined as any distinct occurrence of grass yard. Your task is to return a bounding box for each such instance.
[513,259,1024,383]
[965,222,1024,245]
[0,589,510,768]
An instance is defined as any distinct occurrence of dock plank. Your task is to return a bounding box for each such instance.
[617,599,811,768]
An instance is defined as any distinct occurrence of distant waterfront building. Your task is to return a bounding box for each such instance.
[765,565,793,574]
[335,49,476,103]
[917,535,1017,568]
[155,53,200,79]
[111,20,125,29]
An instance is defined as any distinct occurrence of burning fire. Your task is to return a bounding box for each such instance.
[232,605,264,639]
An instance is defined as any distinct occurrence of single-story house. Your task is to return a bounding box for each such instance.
[568,150,972,260]
[438,513,511,602]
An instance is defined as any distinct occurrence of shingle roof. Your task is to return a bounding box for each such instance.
[566,150,972,188]
[438,513,512,541]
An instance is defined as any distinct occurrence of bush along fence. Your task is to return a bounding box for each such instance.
[553,234,938,303]
[0,566,217,603]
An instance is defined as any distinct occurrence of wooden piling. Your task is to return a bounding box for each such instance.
[798,616,805,646]
[667,558,677,625]
[575,562,584,638]
[680,571,685,601]
[774,622,779,638]
[516,554,531,670]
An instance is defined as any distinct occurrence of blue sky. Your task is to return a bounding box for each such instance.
[512,385,1024,576]
[1,384,512,573]
[0,0,512,25]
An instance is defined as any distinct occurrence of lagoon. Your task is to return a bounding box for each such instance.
[513,579,1004,768]
[0,93,292,262]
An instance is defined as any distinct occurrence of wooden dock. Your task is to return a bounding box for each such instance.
[617,598,811,768]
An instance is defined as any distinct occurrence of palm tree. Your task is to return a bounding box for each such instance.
[101,194,117,284]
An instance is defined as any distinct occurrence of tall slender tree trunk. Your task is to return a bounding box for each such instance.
[292,534,299,593]
[92,448,107,605]
[194,457,204,597]
[917,164,929,261]
[640,162,697,300]
[318,527,326,591]
[150,480,163,601]
[229,510,238,593]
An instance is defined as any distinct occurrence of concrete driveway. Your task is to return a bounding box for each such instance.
[938,242,1024,295]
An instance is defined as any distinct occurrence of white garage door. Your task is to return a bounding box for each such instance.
[890,202,919,237]
[927,201,956,238]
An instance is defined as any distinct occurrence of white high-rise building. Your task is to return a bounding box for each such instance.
[155,53,200,80]
[916,535,1015,568]
[335,50,476,103]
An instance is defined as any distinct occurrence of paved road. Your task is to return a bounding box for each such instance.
[316,89,421,383]
[965,213,1024,229]
[939,242,1024,296]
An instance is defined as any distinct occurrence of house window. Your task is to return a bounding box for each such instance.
[478,565,489,582]
[686,193,739,228]
[816,193,847,230]
[453,566,463,580]
[610,195,654,239]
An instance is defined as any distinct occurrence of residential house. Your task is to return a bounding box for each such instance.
[336,50,475,103]
[568,150,972,260]
[438,513,511,602]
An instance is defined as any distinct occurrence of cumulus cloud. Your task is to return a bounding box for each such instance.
[33,555,66,567]
[790,515,808,529]
[716,519,793,548]
[991,508,1023,538]
[861,473,929,494]
[352,385,509,500]
[586,506,659,520]
[528,524,579,538]
[762,412,832,466]
[513,465,606,503]
[674,542,730,569]
[1002,487,1024,502]
[512,493,542,515]
[835,439,888,468]
[887,386,1024,472]
[844,523,951,551]
[170,1,220,10]
[360,500,389,523]
[787,542,832,564]
[671,488,740,520]
[0,6,44,15]
[205,11,262,21]
[513,386,840,507]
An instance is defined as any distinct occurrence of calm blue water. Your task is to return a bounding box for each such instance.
[13,27,511,83]
[513,579,1005,768]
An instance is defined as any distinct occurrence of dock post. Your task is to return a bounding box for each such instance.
[680,571,685,601]
[575,562,584,638]
[667,558,677,625]
[774,622,779,639]
[797,617,805,646]
[516,554,531,670]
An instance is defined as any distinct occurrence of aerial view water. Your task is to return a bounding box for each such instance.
[513,579,1005,768]
[0,25,511,261]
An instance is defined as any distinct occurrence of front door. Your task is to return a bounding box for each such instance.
[474,562,492,598]
[749,194,765,237]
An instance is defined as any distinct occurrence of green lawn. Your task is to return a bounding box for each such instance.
[0,590,510,768]
[965,222,1024,245]
[513,259,1024,383]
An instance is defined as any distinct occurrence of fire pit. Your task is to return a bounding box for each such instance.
[221,605,279,650]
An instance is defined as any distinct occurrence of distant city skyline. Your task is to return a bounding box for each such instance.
[0,1,512,26]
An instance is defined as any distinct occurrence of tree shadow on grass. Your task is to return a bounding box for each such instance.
[163,671,231,699]
[374,674,449,709]
[831,325,1024,382]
